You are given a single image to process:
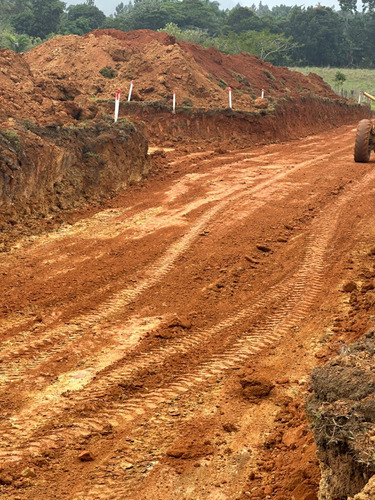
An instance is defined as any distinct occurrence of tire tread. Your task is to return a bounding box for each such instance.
[354,119,373,163]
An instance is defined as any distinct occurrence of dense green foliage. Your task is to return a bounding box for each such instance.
[1,0,375,68]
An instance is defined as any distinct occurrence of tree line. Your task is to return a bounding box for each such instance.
[0,0,375,68]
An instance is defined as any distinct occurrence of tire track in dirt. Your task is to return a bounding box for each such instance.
[0,149,278,339]
[71,168,375,500]
[0,150,333,391]
[0,163,371,475]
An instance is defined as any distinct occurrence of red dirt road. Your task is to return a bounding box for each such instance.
[1,124,375,499]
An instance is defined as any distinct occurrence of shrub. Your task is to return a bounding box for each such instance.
[99,66,117,79]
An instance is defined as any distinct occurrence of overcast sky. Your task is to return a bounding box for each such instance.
[66,0,341,16]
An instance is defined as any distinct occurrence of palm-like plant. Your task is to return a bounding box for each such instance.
[4,33,31,52]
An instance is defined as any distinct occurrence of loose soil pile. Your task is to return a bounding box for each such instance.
[25,29,339,112]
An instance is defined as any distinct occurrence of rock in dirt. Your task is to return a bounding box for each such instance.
[166,315,192,330]
[245,256,259,264]
[78,450,94,462]
[222,422,239,433]
[342,281,357,293]
[21,468,36,478]
[0,474,13,485]
[256,244,272,253]
[120,461,134,470]
[239,375,274,401]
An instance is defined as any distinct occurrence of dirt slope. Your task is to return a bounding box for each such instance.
[0,124,375,499]
[25,29,338,111]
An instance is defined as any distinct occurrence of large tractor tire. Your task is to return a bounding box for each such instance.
[354,119,374,163]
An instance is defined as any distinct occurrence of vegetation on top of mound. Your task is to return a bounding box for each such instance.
[99,66,118,79]
[1,128,21,152]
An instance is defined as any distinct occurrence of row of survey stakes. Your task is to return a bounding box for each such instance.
[113,81,266,122]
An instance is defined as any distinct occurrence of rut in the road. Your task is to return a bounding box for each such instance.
[73,169,375,500]
[0,149,331,388]
[0,147,369,482]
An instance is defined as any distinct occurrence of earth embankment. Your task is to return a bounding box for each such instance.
[306,331,375,499]
[115,96,369,148]
[0,30,371,233]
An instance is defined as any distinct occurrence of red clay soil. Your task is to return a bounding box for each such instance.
[25,29,339,112]
[1,29,374,500]
[1,124,375,499]
[0,29,359,129]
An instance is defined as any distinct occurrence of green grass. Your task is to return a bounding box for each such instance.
[289,67,375,104]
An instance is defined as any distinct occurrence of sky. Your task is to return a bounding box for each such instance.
[66,0,341,17]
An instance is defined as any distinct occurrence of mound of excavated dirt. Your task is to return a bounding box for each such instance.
[0,30,370,244]
[25,29,339,112]
[0,48,99,126]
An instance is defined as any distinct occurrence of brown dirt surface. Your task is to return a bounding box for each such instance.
[1,28,374,500]
[1,122,375,499]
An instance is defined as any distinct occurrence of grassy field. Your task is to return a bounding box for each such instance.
[289,67,375,102]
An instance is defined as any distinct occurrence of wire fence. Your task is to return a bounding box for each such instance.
[333,86,375,107]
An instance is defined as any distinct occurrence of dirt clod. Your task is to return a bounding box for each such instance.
[78,451,94,462]
[342,281,357,293]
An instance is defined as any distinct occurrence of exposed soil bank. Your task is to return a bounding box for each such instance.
[0,119,149,229]
[0,120,150,250]
[113,97,371,147]
[306,331,375,499]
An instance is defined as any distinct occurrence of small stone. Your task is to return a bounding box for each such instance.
[256,244,271,253]
[314,349,326,359]
[277,377,289,384]
[264,485,274,495]
[167,315,192,329]
[120,461,134,470]
[167,448,184,459]
[362,280,375,292]
[223,422,238,433]
[78,450,94,462]
[0,474,13,485]
[244,256,259,264]
[21,468,36,478]
[342,281,357,293]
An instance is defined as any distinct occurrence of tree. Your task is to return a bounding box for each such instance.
[114,2,126,16]
[211,29,297,65]
[284,6,347,66]
[11,0,65,38]
[60,3,106,34]
[159,22,210,44]
[3,32,32,52]
[334,70,346,86]
[339,0,357,12]
[225,6,261,33]
[107,0,224,35]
